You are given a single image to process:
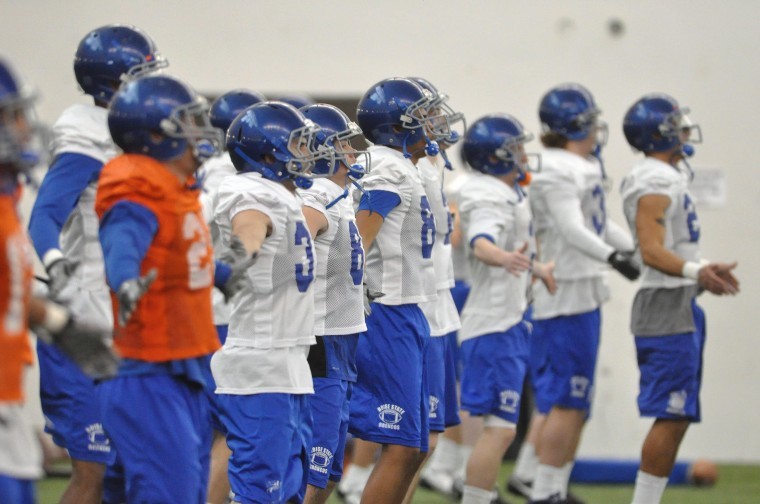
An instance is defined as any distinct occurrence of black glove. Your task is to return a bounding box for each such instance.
[363,283,384,316]
[608,251,640,281]
[46,257,79,299]
[117,269,158,326]
[218,235,258,302]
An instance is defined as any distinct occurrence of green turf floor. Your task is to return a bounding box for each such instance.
[38,462,760,503]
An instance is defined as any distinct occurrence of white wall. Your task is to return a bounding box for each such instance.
[3,0,759,462]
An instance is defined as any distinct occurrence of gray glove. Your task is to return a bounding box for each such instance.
[218,235,258,302]
[363,283,384,317]
[117,269,158,326]
[46,257,79,299]
[36,305,118,380]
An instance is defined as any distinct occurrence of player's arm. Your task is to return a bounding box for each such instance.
[636,194,738,295]
[605,219,635,252]
[545,183,638,279]
[231,209,272,256]
[28,153,103,293]
[471,237,531,276]
[99,201,159,325]
[355,189,401,250]
[302,206,329,239]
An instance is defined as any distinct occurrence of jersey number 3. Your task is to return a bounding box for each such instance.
[295,222,315,292]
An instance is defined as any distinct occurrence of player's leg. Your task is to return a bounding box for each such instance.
[461,324,529,503]
[304,378,348,504]
[99,375,208,503]
[362,443,422,504]
[337,439,377,502]
[207,430,231,504]
[38,341,116,504]
[531,311,599,503]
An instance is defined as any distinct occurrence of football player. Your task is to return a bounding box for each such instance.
[527,83,638,504]
[457,114,555,504]
[95,74,225,503]
[406,77,464,503]
[297,104,368,504]
[202,88,266,504]
[27,24,166,504]
[0,56,116,504]
[211,101,330,504]
[620,94,738,504]
[346,77,439,504]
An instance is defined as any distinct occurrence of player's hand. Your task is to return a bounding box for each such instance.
[219,235,258,302]
[46,257,79,298]
[363,283,384,317]
[698,262,739,295]
[608,251,640,281]
[502,243,532,276]
[117,269,158,326]
[533,260,557,295]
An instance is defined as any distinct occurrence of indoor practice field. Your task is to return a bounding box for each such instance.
[37,462,760,503]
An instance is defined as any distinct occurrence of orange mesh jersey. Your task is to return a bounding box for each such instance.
[95,154,219,362]
[0,194,34,402]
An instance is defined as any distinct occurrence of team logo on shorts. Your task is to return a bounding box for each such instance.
[429,395,440,419]
[310,446,334,474]
[85,423,111,453]
[499,390,520,413]
[378,404,405,430]
[570,376,590,399]
[666,390,687,415]
[266,480,281,495]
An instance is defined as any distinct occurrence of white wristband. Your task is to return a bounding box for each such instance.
[42,249,64,269]
[42,302,70,334]
[681,261,702,280]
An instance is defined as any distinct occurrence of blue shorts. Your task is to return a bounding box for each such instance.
[460,321,530,424]
[37,340,115,464]
[98,374,210,504]
[426,336,461,432]
[442,333,461,428]
[203,325,228,434]
[308,378,351,488]
[217,393,312,504]
[532,309,600,415]
[636,302,705,422]
[0,475,35,504]
[349,303,430,452]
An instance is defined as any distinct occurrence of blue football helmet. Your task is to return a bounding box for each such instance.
[623,93,702,154]
[300,103,370,178]
[226,101,333,187]
[356,77,437,157]
[0,57,39,175]
[108,75,223,162]
[278,95,315,109]
[463,114,538,177]
[409,77,466,145]
[209,89,266,135]
[539,83,607,146]
[74,24,167,104]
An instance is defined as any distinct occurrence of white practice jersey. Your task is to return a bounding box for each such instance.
[211,173,315,394]
[50,104,116,326]
[360,146,437,305]
[298,178,367,336]
[0,403,43,480]
[198,152,237,325]
[621,157,701,289]
[529,148,632,319]
[458,172,534,341]
[418,155,460,336]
